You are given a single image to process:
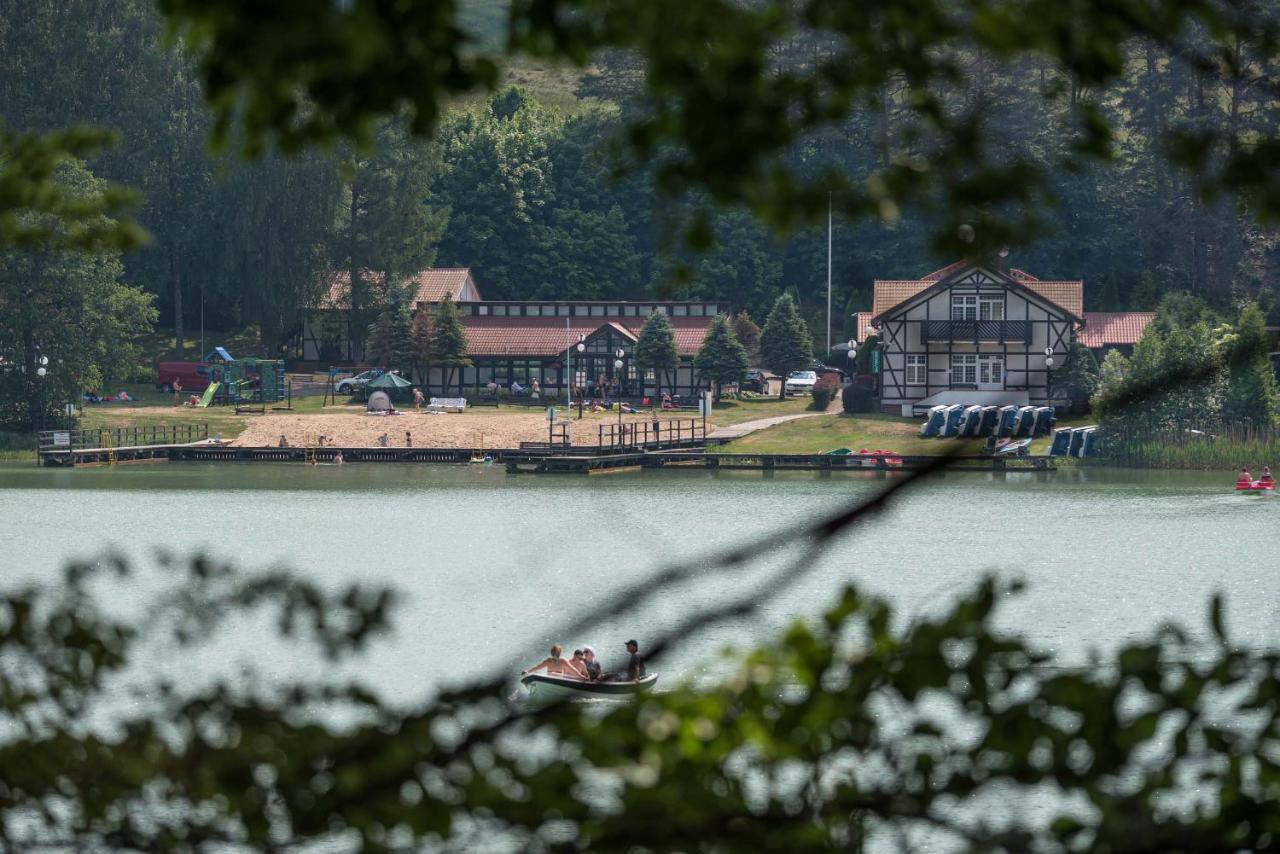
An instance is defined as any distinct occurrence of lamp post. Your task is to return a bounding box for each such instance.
[35,354,49,437]
[1043,347,1056,409]
[575,336,586,419]
[614,353,625,428]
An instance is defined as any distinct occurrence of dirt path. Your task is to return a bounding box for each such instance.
[707,412,821,440]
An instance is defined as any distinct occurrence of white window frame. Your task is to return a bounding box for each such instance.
[950,354,977,385]
[951,295,977,320]
[978,354,1004,388]
[979,297,1004,320]
[906,354,927,385]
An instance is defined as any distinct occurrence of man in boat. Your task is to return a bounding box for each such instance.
[1261,467,1274,485]
[581,646,601,681]
[522,644,580,679]
[625,639,646,681]
[1238,466,1254,486]
[567,649,589,679]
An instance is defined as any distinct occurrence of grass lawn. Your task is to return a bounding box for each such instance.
[714,412,988,456]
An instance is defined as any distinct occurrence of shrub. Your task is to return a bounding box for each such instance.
[810,373,841,409]
[841,382,878,414]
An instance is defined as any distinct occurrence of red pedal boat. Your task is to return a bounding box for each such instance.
[1236,480,1275,492]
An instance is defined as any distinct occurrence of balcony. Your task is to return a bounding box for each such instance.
[922,320,1030,343]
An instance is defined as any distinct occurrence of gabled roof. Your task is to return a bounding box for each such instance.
[460,316,711,357]
[307,267,478,310]
[872,261,1083,321]
[1078,312,1155,348]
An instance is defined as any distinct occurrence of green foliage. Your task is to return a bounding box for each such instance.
[427,293,471,391]
[809,372,840,409]
[694,314,749,401]
[366,282,414,375]
[0,161,156,429]
[760,292,812,398]
[634,310,679,395]
[4,554,1279,851]
[731,310,760,363]
[841,381,878,413]
[1056,340,1101,409]
[0,127,145,252]
[1222,303,1280,425]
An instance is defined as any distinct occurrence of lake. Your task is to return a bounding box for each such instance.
[1,462,1276,702]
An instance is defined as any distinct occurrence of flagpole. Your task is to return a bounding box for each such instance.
[826,192,833,356]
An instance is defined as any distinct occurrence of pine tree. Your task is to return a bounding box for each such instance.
[760,293,813,399]
[695,315,750,402]
[1223,302,1280,425]
[427,293,471,394]
[410,309,434,385]
[1056,341,1101,411]
[634,310,680,399]
[732,311,761,364]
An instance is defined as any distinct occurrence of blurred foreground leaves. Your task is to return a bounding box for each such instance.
[0,557,1276,851]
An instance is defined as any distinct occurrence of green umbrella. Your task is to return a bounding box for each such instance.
[365,372,412,390]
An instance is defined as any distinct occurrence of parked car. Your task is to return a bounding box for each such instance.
[808,360,847,381]
[336,369,382,395]
[784,370,819,395]
[741,368,769,393]
[156,361,211,393]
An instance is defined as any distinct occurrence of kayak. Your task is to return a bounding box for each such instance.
[521,672,659,701]
[1236,480,1275,492]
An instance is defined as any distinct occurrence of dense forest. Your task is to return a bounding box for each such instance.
[2,0,1276,359]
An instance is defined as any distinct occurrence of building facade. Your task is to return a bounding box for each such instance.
[858,261,1083,416]
[300,267,726,398]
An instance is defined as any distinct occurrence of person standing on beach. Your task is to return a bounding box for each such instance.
[172,377,182,404]
[413,387,424,412]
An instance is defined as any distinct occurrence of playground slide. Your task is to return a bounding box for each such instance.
[196,382,220,408]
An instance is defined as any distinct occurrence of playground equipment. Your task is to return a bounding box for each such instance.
[197,348,288,410]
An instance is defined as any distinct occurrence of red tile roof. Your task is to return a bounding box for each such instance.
[461,315,712,357]
[854,312,877,343]
[872,262,1083,320]
[1078,312,1155,348]
[308,267,477,309]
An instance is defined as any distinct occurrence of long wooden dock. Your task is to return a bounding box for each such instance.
[504,450,1056,474]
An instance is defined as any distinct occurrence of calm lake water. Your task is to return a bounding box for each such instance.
[1,462,1276,701]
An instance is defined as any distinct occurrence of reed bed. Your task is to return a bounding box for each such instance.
[1098,423,1280,469]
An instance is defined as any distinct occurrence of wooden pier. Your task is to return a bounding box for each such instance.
[504,450,1056,475]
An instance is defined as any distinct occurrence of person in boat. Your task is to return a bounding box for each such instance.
[1261,466,1274,484]
[581,646,602,681]
[1237,466,1253,486]
[625,639,646,681]
[567,649,589,679]
[522,644,580,679]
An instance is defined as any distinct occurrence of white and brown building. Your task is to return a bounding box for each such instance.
[301,267,725,397]
[853,260,1158,415]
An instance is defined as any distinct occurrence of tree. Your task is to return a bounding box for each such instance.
[731,310,761,364]
[426,293,470,393]
[365,282,413,375]
[410,308,433,385]
[1222,302,1280,425]
[694,314,749,401]
[0,161,156,428]
[1056,340,1101,411]
[760,292,813,399]
[633,310,679,399]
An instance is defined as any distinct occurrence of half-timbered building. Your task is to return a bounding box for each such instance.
[859,260,1083,416]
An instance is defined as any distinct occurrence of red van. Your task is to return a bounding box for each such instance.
[156,361,212,393]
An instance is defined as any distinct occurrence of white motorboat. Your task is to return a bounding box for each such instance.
[520,673,659,701]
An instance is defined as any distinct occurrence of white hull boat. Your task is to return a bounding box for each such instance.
[521,673,659,701]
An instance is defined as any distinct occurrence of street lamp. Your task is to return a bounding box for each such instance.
[1044,347,1055,407]
[34,354,50,437]
[575,335,586,419]
[614,353,625,427]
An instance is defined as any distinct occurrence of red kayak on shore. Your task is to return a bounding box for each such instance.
[1236,480,1275,492]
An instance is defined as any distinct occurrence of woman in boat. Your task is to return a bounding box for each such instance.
[1237,466,1253,486]
[522,644,580,679]
[581,646,601,681]
[1261,466,1274,484]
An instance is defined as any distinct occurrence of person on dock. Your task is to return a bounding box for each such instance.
[1238,466,1253,486]
[405,431,412,448]
[522,644,579,678]
[278,435,290,448]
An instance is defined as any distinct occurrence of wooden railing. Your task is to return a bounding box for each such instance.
[38,424,209,451]
[598,418,705,451]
